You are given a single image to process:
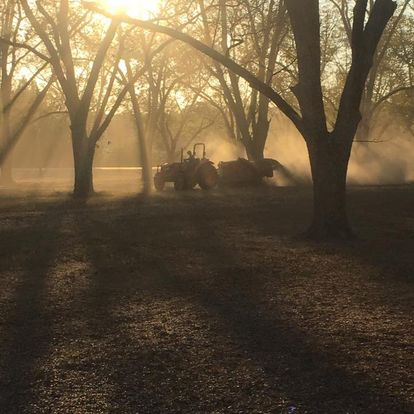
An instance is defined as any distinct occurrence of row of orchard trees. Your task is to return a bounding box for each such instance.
[0,0,220,194]
[0,0,413,237]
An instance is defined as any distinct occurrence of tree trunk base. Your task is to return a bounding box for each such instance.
[72,188,95,200]
[303,220,355,241]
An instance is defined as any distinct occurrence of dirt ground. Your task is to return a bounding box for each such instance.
[0,180,413,413]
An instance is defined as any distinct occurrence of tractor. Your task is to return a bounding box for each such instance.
[154,143,218,191]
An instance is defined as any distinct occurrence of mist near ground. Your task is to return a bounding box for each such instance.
[349,131,414,184]
[2,109,413,194]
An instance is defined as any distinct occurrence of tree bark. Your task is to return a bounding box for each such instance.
[306,136,352,239]
[246,139,265,162]
[71,124,95,199]
[73,146,95,199]
[250,117,271,161]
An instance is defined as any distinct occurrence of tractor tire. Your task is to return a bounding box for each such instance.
[174,174,186,191]
[197,164,218,190]
[154,173,165,191]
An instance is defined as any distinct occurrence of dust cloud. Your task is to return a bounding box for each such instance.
[3,109,413,193]
[205,132,245,165]
[266,113,414,185]
[348,130,414,185]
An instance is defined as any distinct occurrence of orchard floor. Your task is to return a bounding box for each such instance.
[0,179,413,413]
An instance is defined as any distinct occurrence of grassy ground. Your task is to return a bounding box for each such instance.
[0,182,413,413]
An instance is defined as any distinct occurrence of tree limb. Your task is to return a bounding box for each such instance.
[83,2,305,136]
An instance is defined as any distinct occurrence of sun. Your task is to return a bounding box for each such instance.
[98,0,160,19]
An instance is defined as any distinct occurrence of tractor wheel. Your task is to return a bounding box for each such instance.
[197,164,218,190]
[174,174,186,191]
[154,173,165,191]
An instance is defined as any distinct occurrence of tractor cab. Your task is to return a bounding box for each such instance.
[154,143,218,191]
[183,143,206,163]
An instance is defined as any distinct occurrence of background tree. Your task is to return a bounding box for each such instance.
[118,23,217,193]
[117,29,171,194]
[152,45,216,163]
[195,0,289,161]
[0,0,53,184]
[329,0,413,143]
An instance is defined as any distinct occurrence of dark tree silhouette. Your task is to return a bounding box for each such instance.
[20,0,121,197]
[0,1,53,184]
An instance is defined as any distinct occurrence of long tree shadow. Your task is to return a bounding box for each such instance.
[73,195,412,413]
[185,210,413,414]
[73,207,182,413]
[234,185,414,311]
[0,202,65,413]
[346,186,414,283]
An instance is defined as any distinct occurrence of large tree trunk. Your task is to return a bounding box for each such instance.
[73,145,95,199]
[249,118,271,162]
[246,141,264,162]
[244,123,268,161]
[71,125,95,199]
[306,137,352,239]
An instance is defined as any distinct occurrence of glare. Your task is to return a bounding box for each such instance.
[98,0,160,19]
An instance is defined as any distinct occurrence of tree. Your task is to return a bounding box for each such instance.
[0,0,53,184]
[118,27,215,194]
[117,29,163,195]
[329,0,413,143]
[88,0,397,238]
[150,43,215,163]
[19,0,139,198]
[196,0,289,161]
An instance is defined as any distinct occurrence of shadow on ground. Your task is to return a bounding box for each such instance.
[0,186,413,413]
